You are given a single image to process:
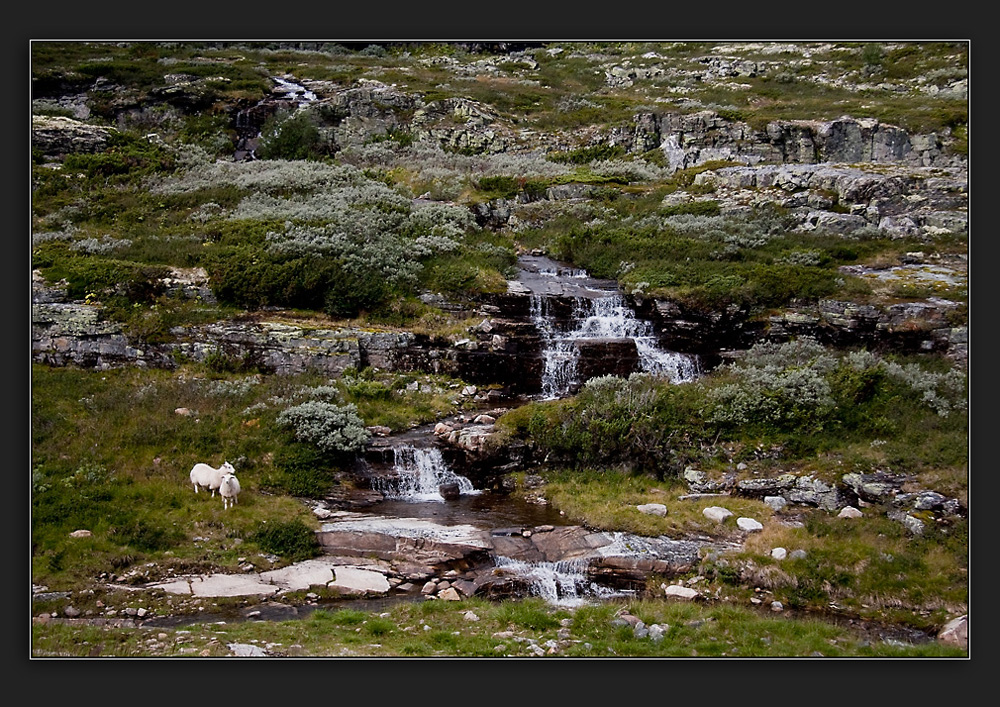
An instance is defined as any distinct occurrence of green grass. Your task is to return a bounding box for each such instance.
[30,362,479,587]
[31,595,966,658]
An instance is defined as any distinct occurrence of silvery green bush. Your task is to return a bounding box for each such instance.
[880,360,967,417]
[707,338,967,428]
[707,338,838,427]
[275,400,370,455]
[69,236,133,255]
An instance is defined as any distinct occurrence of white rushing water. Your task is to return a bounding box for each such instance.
[530,293,700,399]
[373,445,479,502]
[493,556,634,607]
[273,76,317,102]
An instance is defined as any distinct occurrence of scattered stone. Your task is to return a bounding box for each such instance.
[771,547,787,560]
[737,517,763,532]
[901,514,926,535]
[789,549,808,560]
[463,611,480,622]
[439,482,461,501]
[770,601,784,612]
[63,606,80,618]
[68,529,92,538]
[703,506,734,523]
[937,615,968,650]
[637,503,667,517]
[764,496,787,511]
[437,587,462,601]
[838,506,863,518]
[663,584,700,600]
[228,643,267,657]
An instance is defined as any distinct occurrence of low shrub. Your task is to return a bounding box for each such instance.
[248,519,320,562]
[275,400,371,455]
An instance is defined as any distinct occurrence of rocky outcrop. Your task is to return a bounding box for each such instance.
[613,112,963,170]
[694,162,967,240]
[410,97,517,154]
[638,292,967,366]
[32,115,114,157]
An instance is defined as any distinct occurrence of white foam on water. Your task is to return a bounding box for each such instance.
[373,445,479,502]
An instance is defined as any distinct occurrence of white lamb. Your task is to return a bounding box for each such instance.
[189,461,233,497]
[219,471,241,510]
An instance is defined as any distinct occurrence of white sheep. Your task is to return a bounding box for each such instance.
[219,471,241,510]
[189,460,234,497]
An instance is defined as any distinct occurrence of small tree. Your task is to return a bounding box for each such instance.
[257,109,330,161]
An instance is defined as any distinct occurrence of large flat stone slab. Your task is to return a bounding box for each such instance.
[329,566,391,595]
[259,558,338,591]
[152,573,281,598]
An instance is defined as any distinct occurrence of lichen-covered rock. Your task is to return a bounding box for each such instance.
[32,115,114,157]
[684,467,730,493]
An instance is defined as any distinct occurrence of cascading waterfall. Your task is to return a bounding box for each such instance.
[530,292,700,400]
[530,294,580,400]
[579,295,700,382]
[494,556,634,607]
[373,445,478,502]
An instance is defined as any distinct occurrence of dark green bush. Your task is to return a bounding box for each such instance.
[63,132,176,181]
[248,518,320,562]
[34,247,169,304]
[257,110,333,161]
[476,175,522,199]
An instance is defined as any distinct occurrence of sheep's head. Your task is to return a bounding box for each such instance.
[222,461,235,473]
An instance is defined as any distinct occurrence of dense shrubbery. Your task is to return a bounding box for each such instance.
[256,109,335,161]
[497,338,967,476]
[33,243,170,304]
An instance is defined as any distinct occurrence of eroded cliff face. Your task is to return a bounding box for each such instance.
[32,265,966,391]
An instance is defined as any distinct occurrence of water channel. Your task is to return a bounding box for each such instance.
[322,254,705,607]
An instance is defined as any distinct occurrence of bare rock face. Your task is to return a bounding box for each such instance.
[576,338,640,382]
[32,115,114,157]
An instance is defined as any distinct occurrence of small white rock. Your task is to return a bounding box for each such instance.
[703,506,734,523]
[838,506,863,518]
[636,503,667,517]
[737,517,764,532]
[771,547,787,560]
[663,585,699,600]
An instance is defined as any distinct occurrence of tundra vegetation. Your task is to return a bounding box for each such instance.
[31,40,968,658]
